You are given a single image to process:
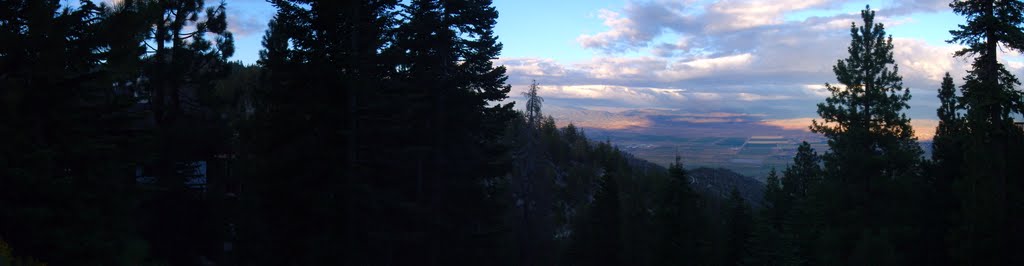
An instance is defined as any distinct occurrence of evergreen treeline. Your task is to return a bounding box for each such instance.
[510,81,762,266]
[1,1,1022,265]
[745,4,1024,266]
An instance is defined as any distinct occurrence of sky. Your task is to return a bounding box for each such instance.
[213,0,1024,139]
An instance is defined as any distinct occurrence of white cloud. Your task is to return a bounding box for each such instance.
[513,84,688,106]
[578,57,667,79]
[892,38,964,84]
[691,92,722,101]
[802,84,831,97]
[577,0,850,53]
[679,53,753,69]
[577,10,641,51]
[577,4,685,53]
[504,1,983,121]
[228,12,267,37]
[704,0,834,31]
[1008,61,1024,70]
[737,92,792,101]
[501,58,568,77]
[810,17,858,31]
[759,117,815,131]
[651,37,692,57]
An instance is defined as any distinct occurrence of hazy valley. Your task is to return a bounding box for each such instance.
[543,105,934,180]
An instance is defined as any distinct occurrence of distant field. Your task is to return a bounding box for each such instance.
[584,123,933,181]
[613,139,928,181]
[610,135,807,180]
[739,148,774,155]
[716,138,747,146]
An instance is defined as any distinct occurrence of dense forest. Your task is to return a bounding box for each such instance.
[0,0,1022,265]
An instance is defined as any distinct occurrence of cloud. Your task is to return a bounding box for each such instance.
[703,0,836,31]
[673,117,745,123]
[577,57,668,80]
[802,84,831,97]
[657,53,754,80]
[95,0,266,38]
[577,0,849,53]
[577,9,656,52]
[737,92,792,101]
[502,58,568,77]
[502,0,986,125]
[576,0,957,61]
[227,12,267,37]
[892,38,965,85]
[578,1,695,53]
[759,117,815,131]
[510,84,689,107]
[98,0,122,5]
[542,105,653,130]
[651,38,691,57]
[912,119,939,141]
[571,118,652,130]
[1009,61,1024,70]
[501,53,761,91]
[668,112,766,123]
[682,53,754,69]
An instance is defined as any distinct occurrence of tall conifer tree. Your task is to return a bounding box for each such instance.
[947,1,1024,264]
[652,155,704,266]
[509,80,556,265]
[921,73,962,266]
[762,168,786,230]
[390,0,514,264]
[723,187,754,266]
[933,73,965,166]
[783,142,823,265]
[810,6,922,264]
[240,1,397,265]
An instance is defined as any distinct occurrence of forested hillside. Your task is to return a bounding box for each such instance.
[690,167,765,208]
[1,1,1023,265]
[504,81,772,265]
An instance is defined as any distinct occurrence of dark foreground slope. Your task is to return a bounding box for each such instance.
[505,113,767,265]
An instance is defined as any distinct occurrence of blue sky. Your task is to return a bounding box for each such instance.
[227,1,969,68]
[220,0,1024,139]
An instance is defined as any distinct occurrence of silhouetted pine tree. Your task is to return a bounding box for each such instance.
[652,155,705,266]
[239,1,398,265]
[386,0,515,264]
[781,142,821,202]
[748,168,797,265]
[781,142,823,266]
[761,168,785,230]
[507,80,557,265]
[723,187,754,266]
[810,6,922,264]
[933,73,965,169]
[947,1,1024,264]
[916,73,963,266]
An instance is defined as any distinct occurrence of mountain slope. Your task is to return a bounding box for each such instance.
[689,167,766,208]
